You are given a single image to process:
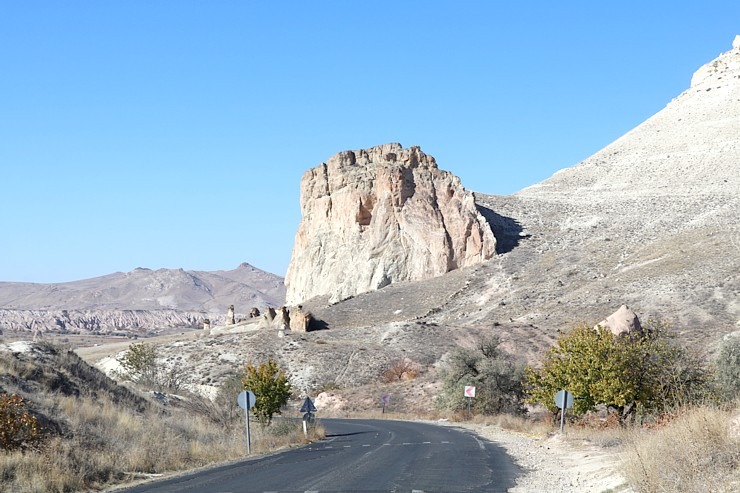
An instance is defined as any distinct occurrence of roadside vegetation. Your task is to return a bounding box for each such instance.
[0,342,322,493]
[432,326,740,493]
[435,336,526,415]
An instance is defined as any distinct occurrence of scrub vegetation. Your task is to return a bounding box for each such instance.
[0,343,322,493]
[433,328,740,493]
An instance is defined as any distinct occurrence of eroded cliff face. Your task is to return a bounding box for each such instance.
[285,143,496,305]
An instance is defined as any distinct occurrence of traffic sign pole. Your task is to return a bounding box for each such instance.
[245,403,251,454]
[554,389,573,433]
[237,390,256,454]
[463,386,476,419]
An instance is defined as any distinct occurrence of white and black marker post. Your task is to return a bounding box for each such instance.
[237,390,256,454]
[554,389,574,433]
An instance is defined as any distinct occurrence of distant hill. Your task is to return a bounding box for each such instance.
[0,263,285,333]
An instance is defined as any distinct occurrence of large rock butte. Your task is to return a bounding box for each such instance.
[285,143,496,304]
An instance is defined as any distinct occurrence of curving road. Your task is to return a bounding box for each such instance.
[120,418,520,493]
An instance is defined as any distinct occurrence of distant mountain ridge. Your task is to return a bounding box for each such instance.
[0,263,286,333]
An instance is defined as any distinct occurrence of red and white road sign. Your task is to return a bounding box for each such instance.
[464,386,476,398]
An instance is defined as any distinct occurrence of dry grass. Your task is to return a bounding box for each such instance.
[0,400,326,492]
[623,405,740,493]
[0,343,326,493]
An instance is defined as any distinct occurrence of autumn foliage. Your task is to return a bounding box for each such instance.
[0,393,39,450]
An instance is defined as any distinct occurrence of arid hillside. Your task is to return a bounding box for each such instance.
[4,39,740,413]
[0,263,285,334]
[130,37,740,404]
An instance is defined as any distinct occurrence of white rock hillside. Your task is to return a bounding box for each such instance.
[285,143,496,305]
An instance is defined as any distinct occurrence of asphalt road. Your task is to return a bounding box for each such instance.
[120,418,520,493]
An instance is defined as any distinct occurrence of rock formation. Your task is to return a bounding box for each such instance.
[0,263,287,335]
[285,143,496,304]
[0,308,203,334]
[258,306,291,332]
[289,308,313,332]
[595,305,643,337]
[226,305,235,325]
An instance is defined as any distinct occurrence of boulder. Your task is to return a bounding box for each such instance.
[289,309,313,332]
[596,305,643,336]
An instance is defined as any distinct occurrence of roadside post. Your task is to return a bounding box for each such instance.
[237,390,256,454]
[464,386,476,419]
[554,389,574,433]
[380,393,390,414]
[300,396,317,436]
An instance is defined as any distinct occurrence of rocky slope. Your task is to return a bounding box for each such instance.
[0,263,285,334]
[13,38,740,410]
[285,143,496,304]
[132,37,740,401]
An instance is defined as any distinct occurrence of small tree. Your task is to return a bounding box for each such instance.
[241,359,292,425]
[525,322,712,419]
[116,343,189,392]
[436,336,526,415]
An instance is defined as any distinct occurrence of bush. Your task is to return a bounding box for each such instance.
[716,336,740,401]
[116,343,189,392]
[241,359,292,425]
[436,336,526,415]
[381,359,420,383]
[0,393,40,450]
[525,322,714,419]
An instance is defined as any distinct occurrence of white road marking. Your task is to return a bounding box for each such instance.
[423,441,431,444]
[472,436,486,450]
[441,441,450,444]
[362,444,371,447]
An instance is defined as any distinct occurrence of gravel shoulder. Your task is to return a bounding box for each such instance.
[452,422,634,493]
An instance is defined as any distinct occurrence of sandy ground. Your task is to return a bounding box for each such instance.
[455,422,633,493]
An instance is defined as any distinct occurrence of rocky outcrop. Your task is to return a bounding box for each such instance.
[289,308,313,332]
[285,143,496,304]
[595,305,643,337]
[0,309,203,334]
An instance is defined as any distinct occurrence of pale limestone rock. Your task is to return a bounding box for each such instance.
[691,36,740,88]
[595,305,643,336]
[275,307,290,331]
[285,143,496,304]
[226,305,235,325]
[289,309,313,332]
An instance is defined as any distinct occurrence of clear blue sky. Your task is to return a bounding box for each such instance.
[2,1,738,283]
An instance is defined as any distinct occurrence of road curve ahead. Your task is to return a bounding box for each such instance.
[120,418,520,493]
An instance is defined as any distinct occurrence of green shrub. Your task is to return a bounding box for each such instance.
[436,336,525,415]
[116,343,189,392]
[525,322,713,419]
[240,359,292,425]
